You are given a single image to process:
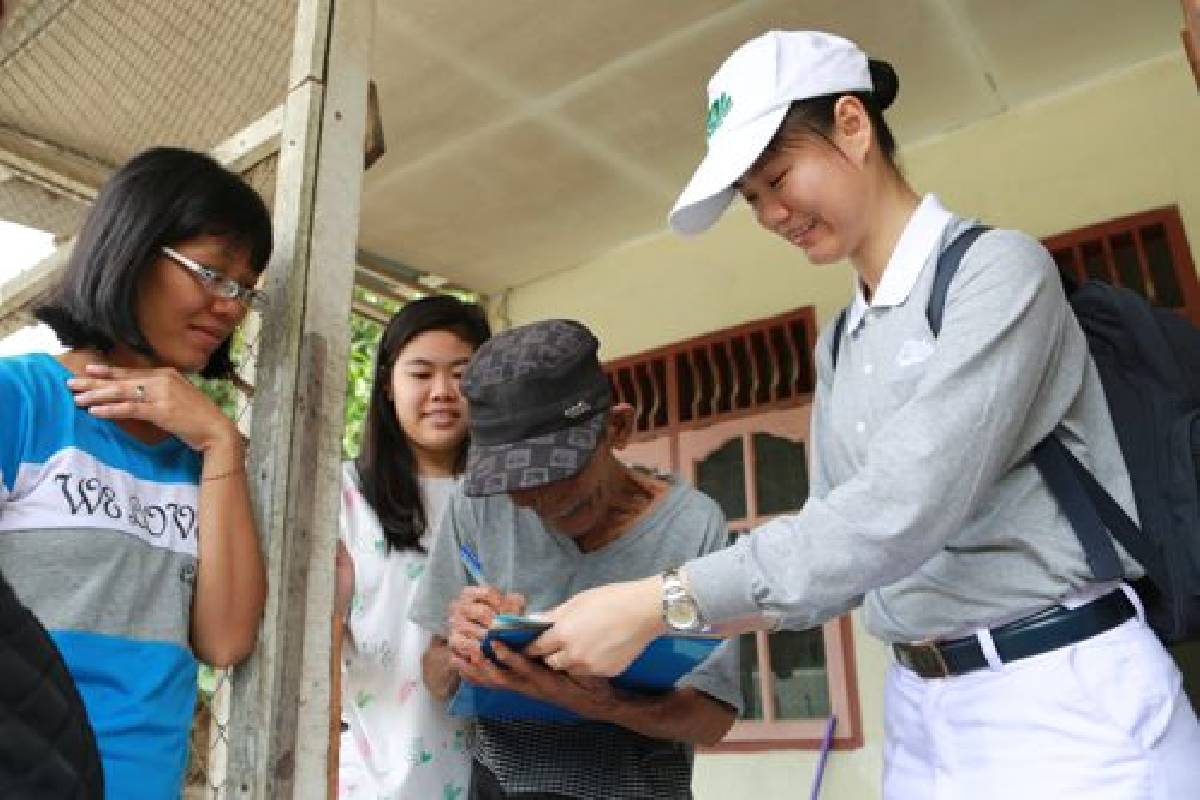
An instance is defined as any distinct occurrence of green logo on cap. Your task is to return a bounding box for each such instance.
[706,92,732,139]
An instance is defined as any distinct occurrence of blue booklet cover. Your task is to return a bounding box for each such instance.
[449,615,724,722]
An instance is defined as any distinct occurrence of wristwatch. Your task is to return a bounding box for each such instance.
[661,568,704,632]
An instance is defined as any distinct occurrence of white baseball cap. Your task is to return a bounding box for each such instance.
[668,30,873,236]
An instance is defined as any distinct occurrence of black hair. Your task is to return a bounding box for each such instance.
[35,146,273,379]
[766,59,900,167]
[355,295,492,553]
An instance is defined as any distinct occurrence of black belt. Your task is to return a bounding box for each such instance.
[893,590,1136,679]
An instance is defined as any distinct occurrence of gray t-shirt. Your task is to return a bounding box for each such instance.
[410,476,741,799]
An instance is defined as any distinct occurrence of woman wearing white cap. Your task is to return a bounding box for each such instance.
[528,29,1200,796]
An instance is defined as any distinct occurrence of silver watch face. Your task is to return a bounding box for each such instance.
[666,597,700,630]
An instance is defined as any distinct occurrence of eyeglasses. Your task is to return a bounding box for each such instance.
[161,246,267,311]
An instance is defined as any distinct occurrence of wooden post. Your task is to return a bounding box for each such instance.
[222,0,374,796]
[1184,0,1200,90]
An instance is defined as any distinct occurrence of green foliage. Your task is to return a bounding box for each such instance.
[197,662,219,699]
[192,328,246,422]
[193,374,240,419]
[342,287,406,458]
[343,311,384,458]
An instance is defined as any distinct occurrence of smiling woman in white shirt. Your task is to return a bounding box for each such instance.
[527,29,1200,797]
[332,295,490,800]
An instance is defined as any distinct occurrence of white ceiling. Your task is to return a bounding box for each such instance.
[359,0,1186,293]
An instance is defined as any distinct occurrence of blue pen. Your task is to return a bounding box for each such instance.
[459,543,489,587]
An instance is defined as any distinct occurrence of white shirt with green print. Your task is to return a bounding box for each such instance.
[337,464,469,800]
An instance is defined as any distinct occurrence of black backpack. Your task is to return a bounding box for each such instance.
[831,225,1200,643]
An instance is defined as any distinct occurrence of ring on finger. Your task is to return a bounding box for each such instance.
[133,383,147,402]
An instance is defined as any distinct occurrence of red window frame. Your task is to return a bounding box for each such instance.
[605,307,864,751]
[1042,205,1200,325]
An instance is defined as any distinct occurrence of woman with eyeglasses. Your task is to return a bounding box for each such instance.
[0,146,269,798]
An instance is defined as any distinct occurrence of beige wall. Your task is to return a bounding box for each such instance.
[503,51,1200,355]
[501,52,1199,800]
[692,609,890,799]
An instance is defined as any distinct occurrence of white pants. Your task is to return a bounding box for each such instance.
[884,605,1200,799]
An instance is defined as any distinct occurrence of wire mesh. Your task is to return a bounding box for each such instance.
[185,665,231,799]
[0,0,294,238]
[240,154,280,216]
[181,270,263,799]
[0,0,295,163]
[1,3,295,796]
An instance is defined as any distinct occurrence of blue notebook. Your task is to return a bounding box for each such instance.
[449,615,724,722]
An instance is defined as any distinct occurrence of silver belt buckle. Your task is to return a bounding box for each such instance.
[897,640,951,678]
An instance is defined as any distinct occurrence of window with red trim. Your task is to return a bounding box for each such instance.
[1043,205,1199,325]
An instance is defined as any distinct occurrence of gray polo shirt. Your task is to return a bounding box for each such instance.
[410,476,741,799]
[686,196,1141,644]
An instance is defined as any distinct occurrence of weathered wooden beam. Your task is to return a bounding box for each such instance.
[0,240,72,332]
[221,0,374,796]
[351,298,391,325]
[0,103,286,227]
[210,106,286,175]
[355,261,426,299]
[355,247,473,297]
[0,125,109,202]
[0,308,33,340]
[288,3,374,794]
[1184,0,1200,90]
[353,266,416,304]
[364,81,385,170]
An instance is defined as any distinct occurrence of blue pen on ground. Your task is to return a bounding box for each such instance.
[459,543,489,587]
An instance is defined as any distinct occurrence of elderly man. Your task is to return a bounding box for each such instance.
[410,319,740,800]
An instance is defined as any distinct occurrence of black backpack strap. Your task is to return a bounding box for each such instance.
[922,223,1146,584]
[830,307,849,370]
[832,224,988,371]
[926,225,991,336]
[1030,438,1130,581]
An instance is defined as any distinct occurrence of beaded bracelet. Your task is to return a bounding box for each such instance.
[201,465,244,483]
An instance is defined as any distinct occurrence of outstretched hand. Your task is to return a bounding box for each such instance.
[525,576,664,678]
